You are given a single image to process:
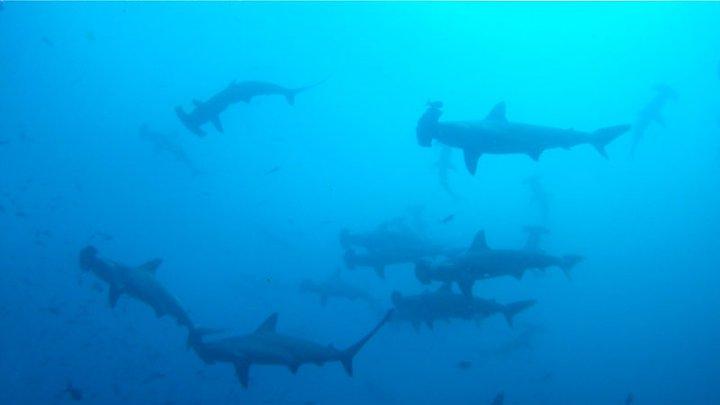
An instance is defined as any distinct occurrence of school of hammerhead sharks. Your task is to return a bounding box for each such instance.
[75,76,679,403]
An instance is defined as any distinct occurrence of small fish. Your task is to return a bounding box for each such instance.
[84,31,95,42]
[440,214,454,224]
[455,360,472,370]
[625,392,635,405]
[264,165,281,175]
[41,36,55,47]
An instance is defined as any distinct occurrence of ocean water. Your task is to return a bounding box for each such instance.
[1,2,719,404]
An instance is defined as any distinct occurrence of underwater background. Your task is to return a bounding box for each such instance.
[1,2,720,404]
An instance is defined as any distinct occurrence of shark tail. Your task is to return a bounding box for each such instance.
[186,327,223,353]
[559,255,583,280]
[174,106,205,137]
[339,309,393,376]
[414,261,432,285]
[286,76,330,105]
[591,124,631,158]
[502,300,536,328]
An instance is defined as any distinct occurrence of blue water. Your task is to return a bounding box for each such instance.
[1,2,719,404]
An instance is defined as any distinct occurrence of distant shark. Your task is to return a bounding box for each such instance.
[416,101,631,174]
[175,79,325,136]
[391,285,536,331]
[630,84,677,156]
[341,220,448,278]
[299,270,376,308]
[78,246,194,333]
[139,124,201,175]
[415,230,582,296]
[190,310,393,388]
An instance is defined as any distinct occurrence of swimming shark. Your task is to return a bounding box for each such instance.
[78,246,194,332]
[139,124,201,175]
[630,84,677,156]
[299,270,376,307]
[190,310,393,388]
[415,230,582,296]
[390,285,536,331]
[416,101,631,174]
[341,219,448,278]
[175,79,324,136]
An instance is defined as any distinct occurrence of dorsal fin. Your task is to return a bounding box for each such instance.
[468,231,489,252]
[255,313,278,333]
[137,258,162,275]
[485,102,507,122]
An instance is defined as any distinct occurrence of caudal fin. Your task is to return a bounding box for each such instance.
[175,106,205,137]
[559,255,583,279]
[187,327,224,354]
[286,76,330,105]
[591,124,631,158]
[502,300,536,327]
[339,309,393,376]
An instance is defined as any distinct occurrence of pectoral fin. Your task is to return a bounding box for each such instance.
[463,150,481,175]
[234,361,250,388]
[527,150,542,161]
[211,116,224,133]
[288,363,300,374]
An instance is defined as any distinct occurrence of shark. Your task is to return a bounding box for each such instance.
[190,310,393,388]
[630,84,678,156]
[78,246,194,332]
[390,285,536,331]
[416,101,631,174]
[299,270,376,307]
[175,79,324,136]
[415,230,582,296]
[139,124,201,175]
[340,219,448,278]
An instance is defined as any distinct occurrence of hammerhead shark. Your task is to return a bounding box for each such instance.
[175,79,324,136]
[190,310,393,388]
[139,124,201,175]
[340,219,447,278]
[391,285,535,331]
[416,101,631,174]
[415,230,582,296]
[299,269,377,308]
[78,246,194,332]
[630,84,677,156]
